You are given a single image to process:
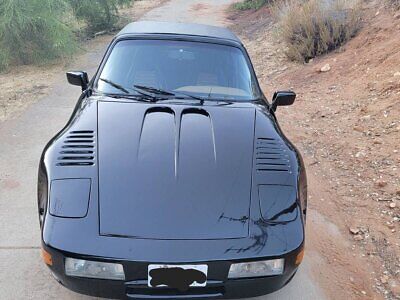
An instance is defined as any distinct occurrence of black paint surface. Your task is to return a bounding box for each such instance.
[98,103,254,240]
[37,21,307,299]
[49,179,91,218]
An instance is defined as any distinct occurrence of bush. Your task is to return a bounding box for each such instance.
[272,0,362,62]
[0,0,76,71]
[0,0,133,71]
[67,0,133,34]
[0,44,9,71]
[387,0,400,9]
[234,0,269,10]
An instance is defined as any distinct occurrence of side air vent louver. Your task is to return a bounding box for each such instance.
[256,137,291,172]
[57,130,95,166]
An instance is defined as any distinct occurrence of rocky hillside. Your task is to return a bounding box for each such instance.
[229,1,400,299]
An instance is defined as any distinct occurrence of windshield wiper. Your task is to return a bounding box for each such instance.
[134,85,206,103]
[100,78,130,94]
[99,78,162,101]
[103,93,155,103]
[134,85,175,96]
[99,80,207,103]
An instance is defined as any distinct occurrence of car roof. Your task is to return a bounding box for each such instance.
[117,21,241,43]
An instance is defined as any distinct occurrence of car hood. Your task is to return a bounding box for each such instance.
[97,101,255,240]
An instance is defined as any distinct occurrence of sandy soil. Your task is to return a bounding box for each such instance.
[228,2,400,299]
[0,0,166,122]
[141,0,238,26]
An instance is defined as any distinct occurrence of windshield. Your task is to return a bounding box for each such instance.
[96,39,259,101]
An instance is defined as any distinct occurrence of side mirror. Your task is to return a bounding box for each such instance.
[271,91,296,112]
[66,71,89,91]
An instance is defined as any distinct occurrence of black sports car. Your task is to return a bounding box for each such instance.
[38,21,307,299]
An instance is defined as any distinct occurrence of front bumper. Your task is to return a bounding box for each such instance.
[44,244,301,299]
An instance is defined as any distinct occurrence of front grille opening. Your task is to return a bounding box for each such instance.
[57,130,95,167]
[126,286,225,298]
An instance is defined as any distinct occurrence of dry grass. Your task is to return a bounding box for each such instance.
[233,0,269,10]
[272,0,362,62]
[387,0,400,9]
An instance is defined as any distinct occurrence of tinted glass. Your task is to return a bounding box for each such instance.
[96,39,259,101]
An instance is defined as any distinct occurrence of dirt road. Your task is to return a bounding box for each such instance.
[0,1,327,299]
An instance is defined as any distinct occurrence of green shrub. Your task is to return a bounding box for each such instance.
[67,0,133,34]
[233,0,269,10]
[272,0,362,62]
[0,43,9,71]
[0,0,76,70]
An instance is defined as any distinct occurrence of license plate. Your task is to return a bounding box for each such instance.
[148,264,208,289]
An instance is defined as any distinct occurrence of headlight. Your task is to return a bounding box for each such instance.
[228,259,284,278]
[65,258,125,280]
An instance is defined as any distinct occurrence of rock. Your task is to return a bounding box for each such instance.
[394,72,400,77]
[375,180,388,188]
[353,235,364,241]
[389,202,396,209]
[396,190,400,196]
[355,151,366,158]
[380,275,389,284]
[349,227,360,235]
[389,280,400,295]
[320,64,331,72]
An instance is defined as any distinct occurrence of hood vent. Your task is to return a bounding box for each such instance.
[256,137,291,172]
[57,130,95,166]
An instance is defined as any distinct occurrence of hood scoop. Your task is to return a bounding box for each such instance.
[57,130,95,166]
[256,138,291,173]
[97,102,255,240]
